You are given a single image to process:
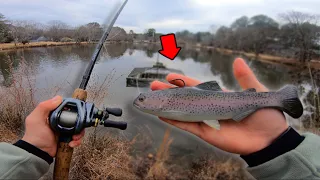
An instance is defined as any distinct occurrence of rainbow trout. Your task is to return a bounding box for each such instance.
[133,81,303,130]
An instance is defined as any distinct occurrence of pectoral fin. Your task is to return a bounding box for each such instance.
[232,109,257,121]
[203,120,220,130]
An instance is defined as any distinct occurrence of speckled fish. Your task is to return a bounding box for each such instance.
[133,81,303,130]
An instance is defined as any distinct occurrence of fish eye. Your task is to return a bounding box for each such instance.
[138,96,145,102]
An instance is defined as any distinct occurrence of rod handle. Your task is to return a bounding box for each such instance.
[53,142,74,180]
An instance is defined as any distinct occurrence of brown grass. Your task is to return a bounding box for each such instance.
[0,41,90,52]
[146,129,173,179]
[0,56,36,142]
[69,130,137,180]
[188,156,249,180]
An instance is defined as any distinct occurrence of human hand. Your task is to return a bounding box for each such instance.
[150,58,288,155]
[22,96,85,157]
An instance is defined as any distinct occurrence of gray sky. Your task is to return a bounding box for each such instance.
[1,0,319,33]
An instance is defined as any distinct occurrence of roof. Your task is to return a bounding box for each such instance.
[36,36,48,41]
[127,67,184,78]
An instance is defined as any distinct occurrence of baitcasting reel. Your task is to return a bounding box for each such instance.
[49,98,127,135]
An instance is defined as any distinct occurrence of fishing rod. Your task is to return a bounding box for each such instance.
[49,0,128,179]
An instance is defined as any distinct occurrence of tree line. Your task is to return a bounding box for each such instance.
[175,11,320,62]
[1,11,320,62]
[0,13,162,46]
[0,14,130,44]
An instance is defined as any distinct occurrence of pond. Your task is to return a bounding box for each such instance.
[0,43,311,160]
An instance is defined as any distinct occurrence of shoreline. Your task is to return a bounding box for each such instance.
[0,41,92,52]
[200,46,320,69]
[1,41,320,69]
[0,41,161,52]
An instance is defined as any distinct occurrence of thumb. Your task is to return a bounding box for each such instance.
[34,96,63,116]
[233,58,268,92]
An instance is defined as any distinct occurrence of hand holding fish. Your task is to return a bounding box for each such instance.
[148,58,298,155]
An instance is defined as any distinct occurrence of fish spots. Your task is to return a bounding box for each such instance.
[134,87,284,120]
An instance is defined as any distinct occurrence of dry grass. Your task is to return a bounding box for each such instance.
[69,130,137,180]
[0,56,36,142]
[146,129,173,180]
[188,156,248,180]
[0,41,89,52]
[0,126,18,143]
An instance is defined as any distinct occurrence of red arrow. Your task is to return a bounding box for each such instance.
[159,33,181,60]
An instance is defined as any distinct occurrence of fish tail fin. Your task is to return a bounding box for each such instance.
[278,85,303,118]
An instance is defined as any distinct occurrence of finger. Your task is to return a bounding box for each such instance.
[69,139,82,148]
[72,129,85,141]
[33,96,63,116]
[150,80,175,91]
[233,58,268,92]
[166,73,201,87]
[159,117,203,137]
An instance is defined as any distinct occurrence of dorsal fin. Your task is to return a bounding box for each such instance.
[244,88,256,92]
[195,81,222,91]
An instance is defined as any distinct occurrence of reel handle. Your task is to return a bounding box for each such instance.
[104,120,127,130]
[106,107,122,117]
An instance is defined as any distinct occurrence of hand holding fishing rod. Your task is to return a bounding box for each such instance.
[47,1,128,179]
[21,96,83,158]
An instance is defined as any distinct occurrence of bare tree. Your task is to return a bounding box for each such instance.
[230,16,251,51]
[176,30,196,44]
[46,20,69,42]
[231,16,249,30]
[248,15,279,56]
[214,26,233,49]
[128,30,135,41]
[0,13,9,43]
[9,20,38,45]
[86,22,102,42]
[279,11,320,62]
[73,25,89,42]
[107,27,127,41]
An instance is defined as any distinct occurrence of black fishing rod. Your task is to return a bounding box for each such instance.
[79,0,127,90]
[48,1,128,179]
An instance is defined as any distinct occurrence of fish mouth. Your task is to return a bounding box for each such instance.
[133,101,140,109]
[133,102,155,114]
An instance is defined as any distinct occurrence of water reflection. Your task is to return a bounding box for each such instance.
[0,43,298,90]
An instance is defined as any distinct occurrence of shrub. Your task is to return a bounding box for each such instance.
[22,40,29,45]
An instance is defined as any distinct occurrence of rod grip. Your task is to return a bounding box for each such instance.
[53,88,87,180]
[53,142,74,180]
[71,88,88,101]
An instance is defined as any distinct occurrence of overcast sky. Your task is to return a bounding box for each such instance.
[0,0,319,33]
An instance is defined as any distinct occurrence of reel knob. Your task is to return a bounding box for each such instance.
[105,108,122,117]
[104,120,127,130]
